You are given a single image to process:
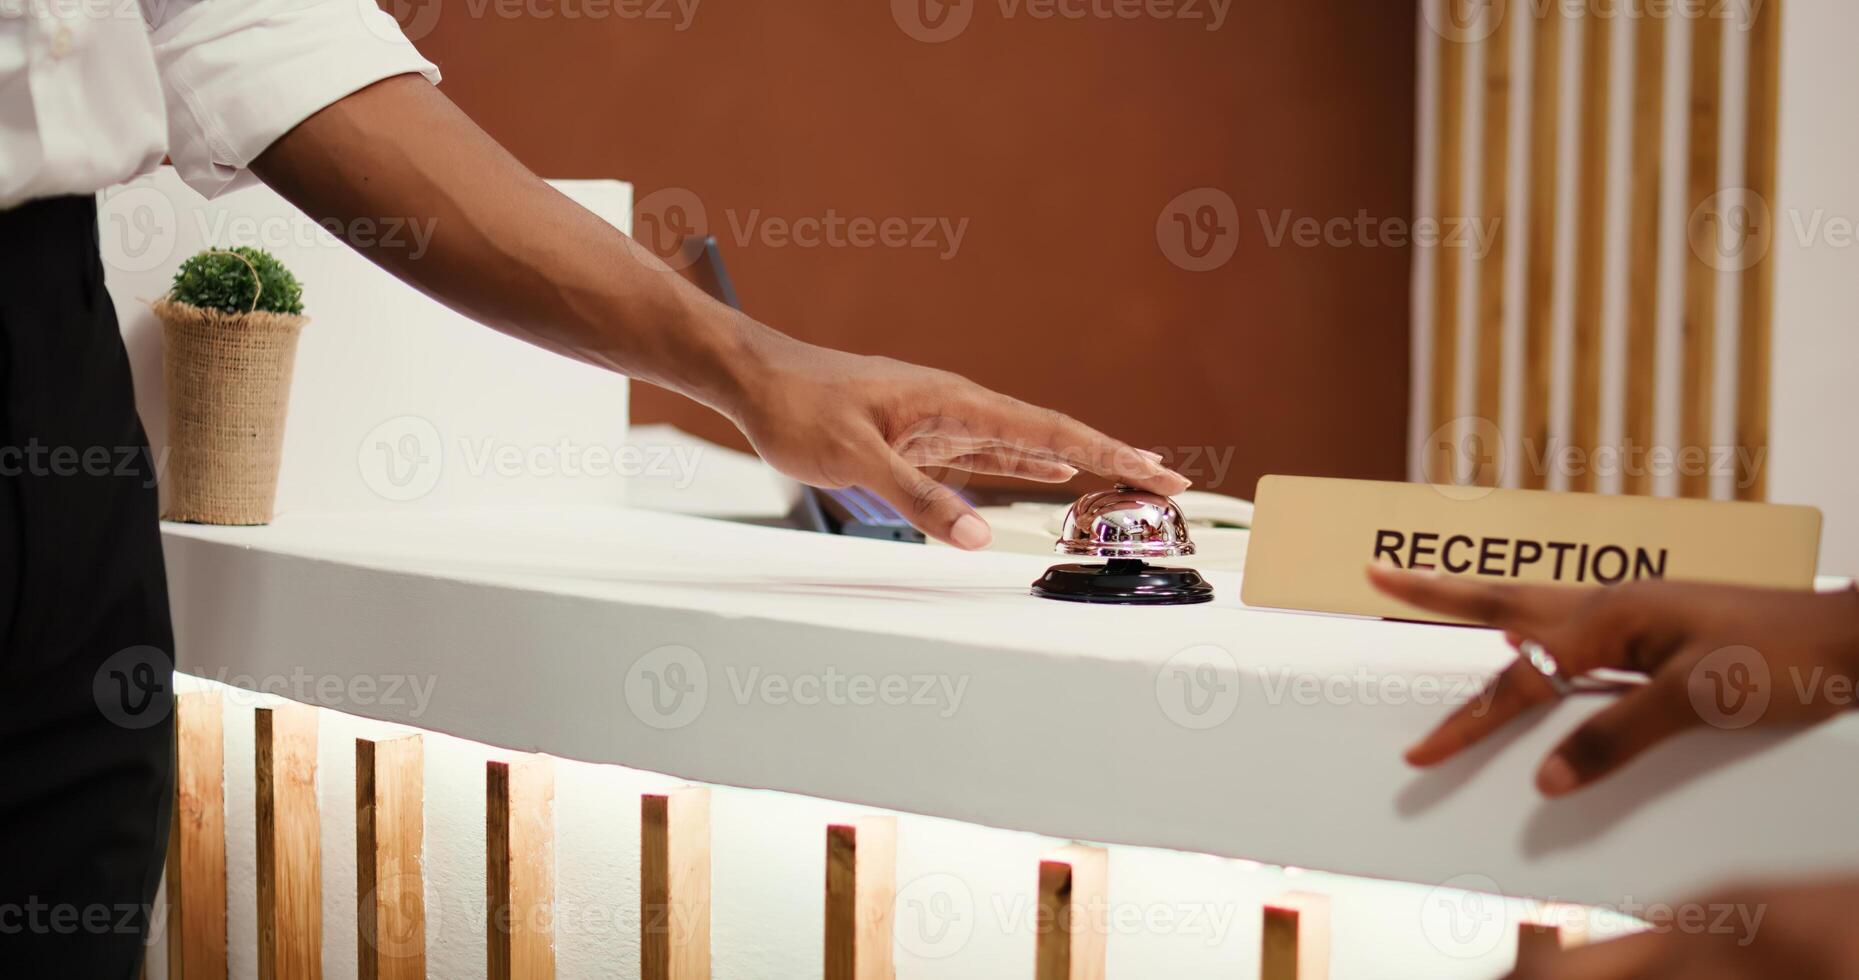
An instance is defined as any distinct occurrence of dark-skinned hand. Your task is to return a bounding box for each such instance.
[1367,565,1859,796]
[1508,876,1859,980]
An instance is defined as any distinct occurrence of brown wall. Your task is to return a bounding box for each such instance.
[401,0,1416,496]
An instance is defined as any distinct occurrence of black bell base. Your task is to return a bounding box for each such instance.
[1030,559,1215,605]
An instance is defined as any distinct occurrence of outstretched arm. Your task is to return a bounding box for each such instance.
[252,74,1188,548]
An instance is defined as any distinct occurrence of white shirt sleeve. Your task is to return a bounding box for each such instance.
[142,0,442,199]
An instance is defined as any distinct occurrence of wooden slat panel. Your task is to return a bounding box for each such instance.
[1736,0,1783,501]
[1622,4,1670,495]
[358,735,426,980]
[1428,1,1472,482]
[168,691,227,980]
[1474,1,1515,486]
[824,817,896,980]
[487,757,555,980]
[1521,5,1566,490]
[1516,912,1588,971]
[642,787,711,980]
[255,703,321,980]
[1568,4,1615,492]
[1033,844,1107,980]
[1679,12,1726,499]
[1261,892,1331,980]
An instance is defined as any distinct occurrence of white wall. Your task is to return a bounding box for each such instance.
[1768,2,1859,576]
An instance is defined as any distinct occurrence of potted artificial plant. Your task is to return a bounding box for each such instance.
[154,246,308,525]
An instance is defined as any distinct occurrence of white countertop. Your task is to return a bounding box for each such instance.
[162,504,1859,908]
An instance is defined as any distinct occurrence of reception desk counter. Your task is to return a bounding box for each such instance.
[163,503,1859,911]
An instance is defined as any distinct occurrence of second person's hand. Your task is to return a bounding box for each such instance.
[1367,565,1859,797]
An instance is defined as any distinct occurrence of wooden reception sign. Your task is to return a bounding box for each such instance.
[1241,476,1821,623]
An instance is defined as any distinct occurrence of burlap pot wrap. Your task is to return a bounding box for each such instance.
[154,296,308,525]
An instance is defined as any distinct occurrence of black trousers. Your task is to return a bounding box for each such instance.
[0,195,175,975]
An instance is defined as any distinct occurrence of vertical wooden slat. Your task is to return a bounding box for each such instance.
[255,703,321,980]
[1034,844,1107,980]
[1622,3,1670,495]
[642,787,711,980]
[1515,923,1564,969]
[1516,910,1588,971]
[1679,12,1726,499]
[1736,0,1783,501]
[1521,5,1565,489]
[824,817,896,980]
[1261,892,1331,980]
[358,735,426,980]
[1428,0,1473,481]
[168,691,227,980]
[1568,2,1615,492]
[1474,0,1515,485]
[487,757,555,980]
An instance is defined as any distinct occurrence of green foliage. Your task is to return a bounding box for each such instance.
[170,247,304,316]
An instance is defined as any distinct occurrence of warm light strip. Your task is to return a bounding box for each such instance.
[156,680,1661,977]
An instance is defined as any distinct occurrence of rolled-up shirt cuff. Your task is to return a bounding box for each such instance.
[152,1,441,200]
